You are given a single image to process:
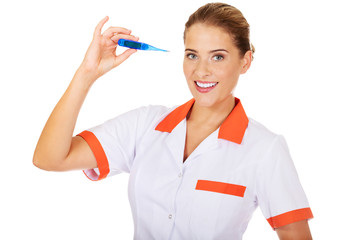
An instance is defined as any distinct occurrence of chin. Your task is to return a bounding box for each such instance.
[193,95,219,108]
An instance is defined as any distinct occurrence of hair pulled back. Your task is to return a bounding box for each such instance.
[184,2,255,60]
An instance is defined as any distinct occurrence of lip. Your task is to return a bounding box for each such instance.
[194,80,218,93]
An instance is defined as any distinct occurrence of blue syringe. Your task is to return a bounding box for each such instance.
[118,39,168,52]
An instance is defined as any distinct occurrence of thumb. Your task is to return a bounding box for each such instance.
[114,48,137,67]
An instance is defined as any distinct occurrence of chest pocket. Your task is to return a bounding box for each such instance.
[188,179,250,238]
[195,179,246,197]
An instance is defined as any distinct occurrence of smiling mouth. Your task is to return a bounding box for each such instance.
[195,81,218,88]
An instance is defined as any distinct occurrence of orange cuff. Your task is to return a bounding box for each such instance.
[77,130,110,181]
[267,207,313,229]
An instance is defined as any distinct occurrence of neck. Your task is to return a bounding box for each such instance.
[187,96,236,127]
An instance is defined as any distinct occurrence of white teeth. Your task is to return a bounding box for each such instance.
[195,81,217,88]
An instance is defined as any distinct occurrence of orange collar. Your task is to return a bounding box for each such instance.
[155,98,249,144]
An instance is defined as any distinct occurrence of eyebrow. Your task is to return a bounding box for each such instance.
[185,48,229,53]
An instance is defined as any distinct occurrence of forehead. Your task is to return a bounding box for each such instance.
[184,23,235,50]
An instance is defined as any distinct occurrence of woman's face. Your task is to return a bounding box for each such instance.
[183,23,249,108]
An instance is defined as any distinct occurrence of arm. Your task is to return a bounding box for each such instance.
[276,220,312,240]
[33,16,139,171]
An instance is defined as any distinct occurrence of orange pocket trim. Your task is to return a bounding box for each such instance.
[77,130,110,181]
[267,207,314,229]
[195,180,246,197]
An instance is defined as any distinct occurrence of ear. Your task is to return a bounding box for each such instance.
[240,50,252,74]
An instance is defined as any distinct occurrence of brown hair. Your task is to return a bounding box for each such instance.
[184,2,255,60]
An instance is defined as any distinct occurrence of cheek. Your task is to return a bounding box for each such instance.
[216,65,240,87]
[214,65,233,80]
[183,62,193,80]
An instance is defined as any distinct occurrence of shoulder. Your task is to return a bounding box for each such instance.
[243,118,279,148]
[110,103,185,133]
[133,104,178,126]
[137,104,171,119]
[245,118,294,170]
[101,102,184,130]
[108,104,170,122]
[242,118,292,165]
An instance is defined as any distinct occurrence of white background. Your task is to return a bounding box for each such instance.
[1,0,359,239]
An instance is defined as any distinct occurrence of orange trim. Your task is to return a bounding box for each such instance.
[218,98,249,144]
[155,99,195,133]
[195,180,246,197]
[77,130,110,181]
[155,97,248,144]
[267,207,313,229]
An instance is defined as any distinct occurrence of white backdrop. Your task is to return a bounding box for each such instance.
[1,0,359,239]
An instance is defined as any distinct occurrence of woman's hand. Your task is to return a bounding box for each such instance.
[33,17,139,171]
[79,16,139,82]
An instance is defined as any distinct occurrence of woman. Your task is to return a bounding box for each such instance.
[33,3,313,239]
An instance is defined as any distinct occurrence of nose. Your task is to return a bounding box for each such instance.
[195,59,211,78]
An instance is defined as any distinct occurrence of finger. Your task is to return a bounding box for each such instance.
[111,34,139,44]
[93,16,109,38]
[103,26,131,38]
[114,48,137,67]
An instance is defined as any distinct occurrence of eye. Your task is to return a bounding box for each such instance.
[213,55,224,61]
[186,53,197,60]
